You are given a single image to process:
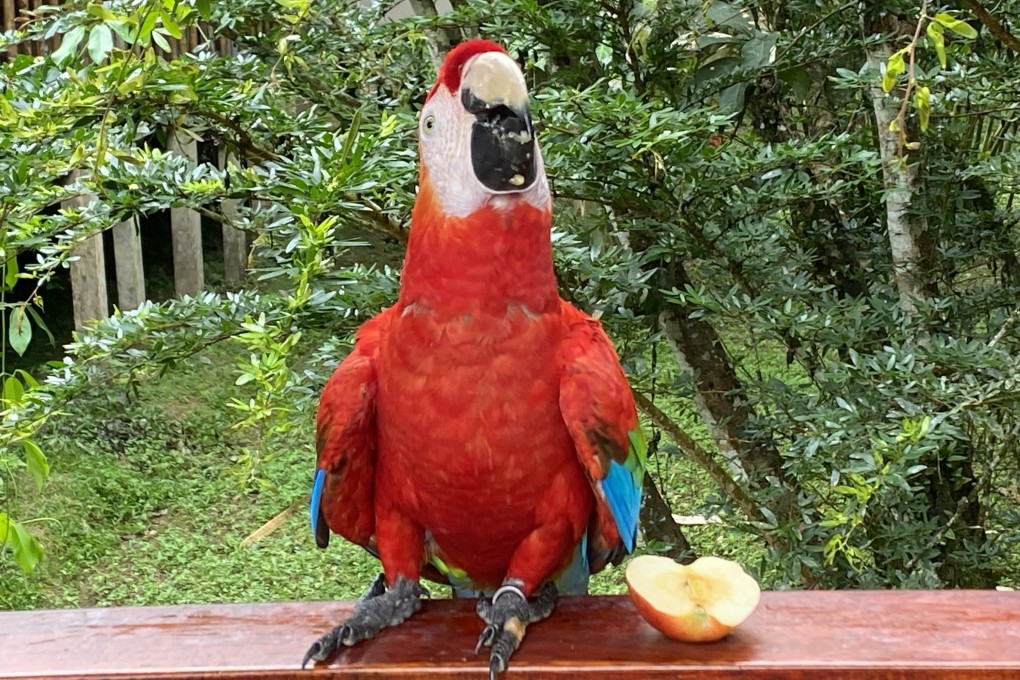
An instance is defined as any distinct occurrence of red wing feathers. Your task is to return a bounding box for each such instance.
[559,309,644,568]
[313,318,385,549]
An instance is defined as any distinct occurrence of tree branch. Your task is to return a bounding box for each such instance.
[631,390,770,534]
[961,0,1020,54]
[195,109,282,162]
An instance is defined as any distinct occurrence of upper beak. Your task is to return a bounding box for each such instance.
[460,52,536,193]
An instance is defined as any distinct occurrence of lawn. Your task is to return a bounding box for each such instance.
[2,338,761,610]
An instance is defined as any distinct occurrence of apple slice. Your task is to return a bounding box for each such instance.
[626,555,761,642]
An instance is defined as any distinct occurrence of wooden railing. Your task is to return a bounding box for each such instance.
[3,590,1020,678]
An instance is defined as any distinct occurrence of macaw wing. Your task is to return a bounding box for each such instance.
[559,314,646,569]
[311,322,381,550]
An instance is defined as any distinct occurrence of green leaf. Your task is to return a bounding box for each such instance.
[740,33,778,69]
[0,513,43,572]
[109,20,134,44]
[705,0,753,34]
[152,30,171,52]
[15,369,39,390]
[52,26,86,65]
[338,107,363,168]
[8,306,32,357]
[10,521,43,572]
[3,257,17,290]
[927,22,947,69]
[23,440,50,491]
[87,3,118,21]
[196,0,212,21]
[25,305,55,345]
[138,9,159,43]
[934,12,978,39]
[779,66,812,101]
[718,82,749,115]
[87,24,114,64]
[3,374,24,403]
[160,10,182,40]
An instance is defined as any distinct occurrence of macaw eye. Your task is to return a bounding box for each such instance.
[423,114,436,134]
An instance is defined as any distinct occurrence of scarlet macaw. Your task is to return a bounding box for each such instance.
[304,39,646,677]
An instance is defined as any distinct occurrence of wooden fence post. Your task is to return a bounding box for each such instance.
[166,130,204,297]
[64,173,109,330]
[3,0,16,61]
[111,215,146,310]
[218,148,247,285]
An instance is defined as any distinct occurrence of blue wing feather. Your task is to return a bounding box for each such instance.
[310,468,326,538]
[603,460,641,552]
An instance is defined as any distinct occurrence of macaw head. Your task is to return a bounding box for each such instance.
[417,40,550,218]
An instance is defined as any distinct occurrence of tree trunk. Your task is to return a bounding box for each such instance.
[640,473,695,564]
[865,39,933,320]
[658,260,785,487]
[864,12,989,587]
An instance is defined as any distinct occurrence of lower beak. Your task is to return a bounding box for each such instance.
[464,96,536,193]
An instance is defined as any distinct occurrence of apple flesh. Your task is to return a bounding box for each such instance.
[626,555,761,642]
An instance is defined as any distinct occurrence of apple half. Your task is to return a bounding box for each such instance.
[625,555,761,642]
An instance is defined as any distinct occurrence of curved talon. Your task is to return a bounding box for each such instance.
[489,651,507,680]
[489,619,520,671]
[301,575,424,669]
[475,624,496,653]
[301,624,348,668]
[476,582,559,677]
[363,573,387,599]
[301,644,320,669]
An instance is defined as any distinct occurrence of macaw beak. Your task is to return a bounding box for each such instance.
[460,51,536,193]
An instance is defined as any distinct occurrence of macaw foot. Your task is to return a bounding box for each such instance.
[475,581,558,679]
[301,574,426,668]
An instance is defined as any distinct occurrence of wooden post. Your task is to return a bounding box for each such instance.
[112,216,146,310]
[64,174,109,330]
[166,130,204,297]
[3,0,16,60]
[218,148,247,285]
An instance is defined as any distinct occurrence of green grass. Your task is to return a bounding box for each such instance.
[2,337,769,610]
[1,342,378,609]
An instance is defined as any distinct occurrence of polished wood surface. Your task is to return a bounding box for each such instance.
[4,591,1020,678]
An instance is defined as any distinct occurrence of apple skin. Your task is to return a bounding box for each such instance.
[625,555,760,643]
[628,577,735,642]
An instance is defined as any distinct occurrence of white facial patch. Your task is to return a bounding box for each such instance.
[418,84,550,218]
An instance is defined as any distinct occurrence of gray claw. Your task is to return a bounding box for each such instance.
[301,574,424,669]
[475,624,496,653]
[489,652,506,680]
[476,581,559,677]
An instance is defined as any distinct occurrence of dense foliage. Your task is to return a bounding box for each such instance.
[2,0,1018,592]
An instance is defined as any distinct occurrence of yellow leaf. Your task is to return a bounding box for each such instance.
[882,53,905,92]
[934,12,978,39]
[913,85,931,131]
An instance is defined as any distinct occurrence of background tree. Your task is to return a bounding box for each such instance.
[2,0,1018,591]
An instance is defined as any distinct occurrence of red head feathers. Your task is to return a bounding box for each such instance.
[428,39,508,100]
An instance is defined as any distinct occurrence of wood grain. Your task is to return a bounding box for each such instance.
[3,591,1020,679]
